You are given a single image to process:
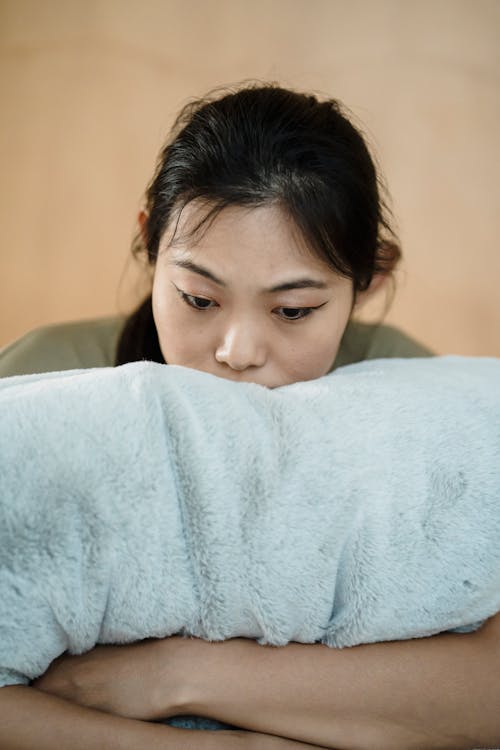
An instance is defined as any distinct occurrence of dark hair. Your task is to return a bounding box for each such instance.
[116,83,401,366]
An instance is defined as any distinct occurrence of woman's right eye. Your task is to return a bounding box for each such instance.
[181,292,218,311]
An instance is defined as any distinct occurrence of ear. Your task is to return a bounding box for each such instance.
[353,273,389,311]
[137,209,149,247]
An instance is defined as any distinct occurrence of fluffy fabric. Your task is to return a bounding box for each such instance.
[1,357,500,693]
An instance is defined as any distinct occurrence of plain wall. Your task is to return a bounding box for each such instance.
[0,0,499,355]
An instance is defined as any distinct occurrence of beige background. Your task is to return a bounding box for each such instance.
[0,0,498,355]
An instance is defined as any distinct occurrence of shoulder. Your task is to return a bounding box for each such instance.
[0,316,125,378]
[332,320,434,370]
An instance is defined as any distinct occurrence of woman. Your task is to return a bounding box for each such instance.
[0,85,429,380]
[1,84,498,749]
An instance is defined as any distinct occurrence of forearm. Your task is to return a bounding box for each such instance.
[0,685,246,750]
[173,628,499,750]
[0,685,333,750]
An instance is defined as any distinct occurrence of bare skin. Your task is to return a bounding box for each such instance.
[0,686,332,750]
[150,203,381,388]
[33,615,500,750]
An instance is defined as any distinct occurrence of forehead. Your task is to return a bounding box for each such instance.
[162,201,333,278]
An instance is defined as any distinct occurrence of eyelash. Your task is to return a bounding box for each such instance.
[177,290,323,321]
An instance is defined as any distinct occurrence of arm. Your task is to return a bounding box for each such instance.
[0,685,234,750]
[36,615,500,750]
[179,622,500,750]
[0,685,331,750]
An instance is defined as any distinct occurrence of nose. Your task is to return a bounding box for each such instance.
[214,319,267,372]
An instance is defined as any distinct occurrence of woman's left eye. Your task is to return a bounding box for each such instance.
[275,307,314,321]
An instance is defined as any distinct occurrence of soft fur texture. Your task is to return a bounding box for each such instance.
[1,357,500,695]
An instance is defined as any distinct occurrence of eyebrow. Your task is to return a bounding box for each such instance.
[170,259,329,292]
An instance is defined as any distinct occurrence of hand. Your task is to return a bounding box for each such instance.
[32,639,335,749]
[33,638,186,720]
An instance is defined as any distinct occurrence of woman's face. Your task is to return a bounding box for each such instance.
[152,203,356,388]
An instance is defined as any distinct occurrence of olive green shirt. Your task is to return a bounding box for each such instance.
[0,316,432,378]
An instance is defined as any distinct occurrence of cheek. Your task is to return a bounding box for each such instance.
[151,277,172,342]
[285,341,337,381]
[280,313,349,381]
[152,281,211,365]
